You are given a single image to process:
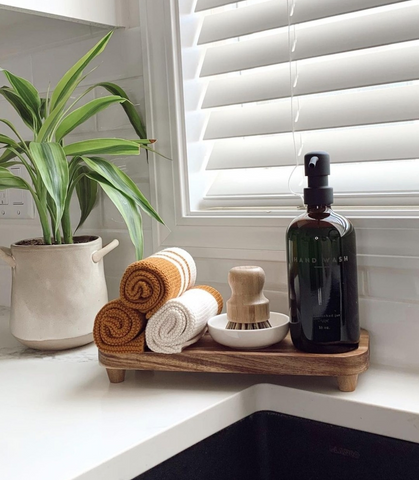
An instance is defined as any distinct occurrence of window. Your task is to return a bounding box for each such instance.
[178,0,419,214]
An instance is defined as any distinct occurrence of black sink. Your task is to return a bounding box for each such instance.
[135,411,419,480]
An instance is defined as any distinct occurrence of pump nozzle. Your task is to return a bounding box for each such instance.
[303,151,333,206]
[308,156,319,168]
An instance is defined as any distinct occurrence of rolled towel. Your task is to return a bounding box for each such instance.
[120,247,197,318]
[145,285,223,354]
[93,299,147,353]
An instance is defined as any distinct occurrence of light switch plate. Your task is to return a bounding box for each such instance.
[0,166,35,219]
[0,190,9,205]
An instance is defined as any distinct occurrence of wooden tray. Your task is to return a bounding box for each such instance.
[99,329,369,392]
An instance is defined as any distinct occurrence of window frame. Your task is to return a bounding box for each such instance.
[139,0,419,258]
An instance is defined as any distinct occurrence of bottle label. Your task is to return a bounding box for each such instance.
[293,256,349,263]
[313,313,341,342]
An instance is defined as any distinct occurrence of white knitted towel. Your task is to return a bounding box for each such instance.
[145,287,220,354]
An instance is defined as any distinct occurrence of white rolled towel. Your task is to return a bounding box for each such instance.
[145,286,223,354]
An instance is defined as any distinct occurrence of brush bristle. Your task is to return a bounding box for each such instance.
[225,320,272,330]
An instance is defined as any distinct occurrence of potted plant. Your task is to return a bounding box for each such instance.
[0,31,163,350]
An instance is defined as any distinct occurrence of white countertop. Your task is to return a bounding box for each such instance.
[1,305,419,480]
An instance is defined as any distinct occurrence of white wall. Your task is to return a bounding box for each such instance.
[0,11,153,304]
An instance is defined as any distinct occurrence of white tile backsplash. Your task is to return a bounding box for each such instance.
[31,27,143,91]
[366,268,419,303]
[360,297,419,369]
[0,53,33,80]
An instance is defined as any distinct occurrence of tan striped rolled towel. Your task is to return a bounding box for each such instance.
[120,247,197,318]
[145,285,223,354]
[93,299,147,353]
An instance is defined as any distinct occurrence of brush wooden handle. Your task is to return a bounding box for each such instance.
[226,266,270,324]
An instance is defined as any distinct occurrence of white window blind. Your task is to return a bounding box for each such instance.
[179,0,419,211]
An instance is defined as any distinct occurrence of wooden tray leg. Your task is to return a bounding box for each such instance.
[106,368,126,383]
[337,374,358,392]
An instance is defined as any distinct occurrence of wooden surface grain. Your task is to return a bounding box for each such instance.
[99,329,369,378]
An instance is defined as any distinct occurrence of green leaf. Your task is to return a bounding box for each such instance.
[0,142,30,164]
[0,87,37,131]
[0,166,29,190]
[0,118,27,143]
[55,95,125,142]
[82,156,163,223]
[74,165,99,231]
[29,142,69,232]
[63,138,141,157]
[0,134,19,149]
[3,70,41,123]
[50,31,113,112]
[0,160,20,168]
[94,82,147,138]
[40,98,47,119]
[36,94,68,142]
[87,171,143,259]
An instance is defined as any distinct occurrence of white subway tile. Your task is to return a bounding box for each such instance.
[360,297,419,369]
[366,267,419,303]
[32,27,143,91]
[356,227,419,257]
[0,53,33,80]
[0,17,92,61]
[194,257,288,292]
[357,267,366,297]
[105,276,121,302]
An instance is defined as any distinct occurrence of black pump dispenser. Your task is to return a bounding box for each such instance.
[286,149,360,354]
[303,151,333,206]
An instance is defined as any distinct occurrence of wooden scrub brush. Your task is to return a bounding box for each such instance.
[226,266,272,330]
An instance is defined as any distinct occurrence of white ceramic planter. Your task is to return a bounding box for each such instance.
[0,236,118,350]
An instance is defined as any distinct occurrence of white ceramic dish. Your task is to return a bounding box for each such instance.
[207,312,290,350]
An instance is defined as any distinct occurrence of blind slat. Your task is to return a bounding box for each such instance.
[195,0,238,12]
[195,0,405,13]
[202,66,289,108]
[297,83,419,131]
[203,101,291,139]
[200,1,419,76]
[206,122,419,169]
[205,160,419,199]
[207,135,296,170]
[198,0,407,44]
[291,0,406,24]
[198,0,285,44]
[203,41,419,108]
[200,32,287,77]
[204,83,419,140]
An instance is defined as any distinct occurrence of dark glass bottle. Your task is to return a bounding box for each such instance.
[286,152,360,353]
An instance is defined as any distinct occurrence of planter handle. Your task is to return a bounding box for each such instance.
[0,246,16,268]
[92,239,119,263]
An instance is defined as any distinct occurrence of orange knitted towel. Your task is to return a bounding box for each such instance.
[93,299,147,353]
[120,247,197,318]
